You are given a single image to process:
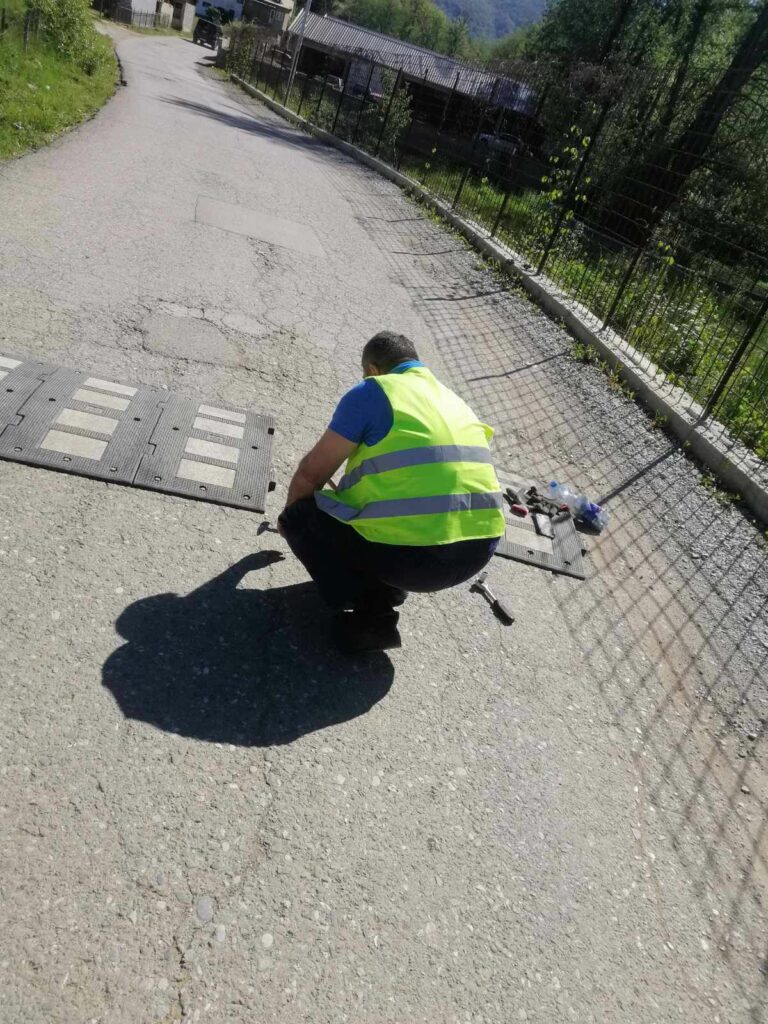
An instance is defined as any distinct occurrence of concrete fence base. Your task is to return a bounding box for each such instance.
[232,73,768,528]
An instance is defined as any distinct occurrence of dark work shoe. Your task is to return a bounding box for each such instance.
[331,610,402,654]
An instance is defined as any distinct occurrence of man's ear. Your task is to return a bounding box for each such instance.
[365,363,381,377]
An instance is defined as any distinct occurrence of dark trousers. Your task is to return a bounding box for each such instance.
[279,498,497,613]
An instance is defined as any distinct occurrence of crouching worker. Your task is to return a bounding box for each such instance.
[278,331,506,653]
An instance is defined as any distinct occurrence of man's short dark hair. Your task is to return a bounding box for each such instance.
[362,331,419,372]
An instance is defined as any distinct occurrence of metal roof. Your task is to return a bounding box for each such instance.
[287,12,537,115]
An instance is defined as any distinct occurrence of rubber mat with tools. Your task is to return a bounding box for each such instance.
[494,477,587,580]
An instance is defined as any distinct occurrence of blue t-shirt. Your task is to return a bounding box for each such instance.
[329,360,424,446]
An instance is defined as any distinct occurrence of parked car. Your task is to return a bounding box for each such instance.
[478,132,527,159]
[270,47,293,68]
[350,82,384,102]
[193,18,222,48]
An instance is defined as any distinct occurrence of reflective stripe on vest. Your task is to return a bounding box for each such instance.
[316,489,504,523]
[336,444,494,493]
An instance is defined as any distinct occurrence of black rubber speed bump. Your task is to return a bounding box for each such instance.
[0,355,276,512]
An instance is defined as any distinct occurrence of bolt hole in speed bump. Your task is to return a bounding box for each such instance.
[0,355,276,512]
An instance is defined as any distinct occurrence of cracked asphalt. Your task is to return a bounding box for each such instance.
[1,26,767,1024]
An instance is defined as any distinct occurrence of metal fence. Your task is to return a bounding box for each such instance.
[112,6,171,29]
[229,28,768,468]
[0,5,42,50]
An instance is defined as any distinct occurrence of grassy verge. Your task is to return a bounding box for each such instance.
[0,13,117,161]
[119,24,192,37]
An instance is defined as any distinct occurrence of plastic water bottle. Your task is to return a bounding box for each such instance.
[548,480,574,507]
[549,480,608,532]
[548,480,579,509]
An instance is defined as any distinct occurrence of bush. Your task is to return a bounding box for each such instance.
[28,0,108,73]
[227,23,279,80]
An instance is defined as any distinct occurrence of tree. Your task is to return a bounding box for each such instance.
[336,0,479,57]
[488,21,541,60]
[443,14,471,55]
[604,0,768,244]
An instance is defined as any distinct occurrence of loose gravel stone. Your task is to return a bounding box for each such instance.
[196,897,214,924]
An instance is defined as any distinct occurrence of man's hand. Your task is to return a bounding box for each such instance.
[284,430,356,509]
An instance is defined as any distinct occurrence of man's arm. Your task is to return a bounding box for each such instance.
[284,429,357,509]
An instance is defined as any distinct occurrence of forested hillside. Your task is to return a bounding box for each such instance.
[324,0,545,55]
[434,0,545,40]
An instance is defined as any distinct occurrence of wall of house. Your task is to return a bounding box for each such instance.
[129,0,159,15]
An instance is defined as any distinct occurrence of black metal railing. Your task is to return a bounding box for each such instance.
[112,6,171,30]
[227,28,768,465]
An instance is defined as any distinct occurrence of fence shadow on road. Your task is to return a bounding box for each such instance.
[318,161,768,1015]
[160,96,329,157]
[101,551,393,746]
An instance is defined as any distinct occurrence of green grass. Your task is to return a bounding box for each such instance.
[0,21,117,161]
[122,23,191,37]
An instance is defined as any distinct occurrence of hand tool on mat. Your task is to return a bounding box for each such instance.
[504,487,529,516]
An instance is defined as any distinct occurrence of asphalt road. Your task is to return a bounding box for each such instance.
[1,27,767,1024]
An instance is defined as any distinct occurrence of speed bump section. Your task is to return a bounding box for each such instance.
[133,394,275,511]
[0,355,276,513]
[0,358,57,426]
[0,366,165,483]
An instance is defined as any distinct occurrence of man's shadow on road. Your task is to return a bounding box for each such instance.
[102,552,394,746]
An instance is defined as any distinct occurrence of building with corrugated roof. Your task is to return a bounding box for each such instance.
[286,10,541,155]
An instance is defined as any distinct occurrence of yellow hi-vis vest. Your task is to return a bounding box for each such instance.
[315,366,506,546]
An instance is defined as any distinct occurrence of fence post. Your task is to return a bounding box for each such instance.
[490,190,511,238]
[537,97,612,275]
[602,242,645,329]
[396,67,428,170]
[248,39,260,85]
[22,8,30,50]
[271,50,282,99]
[296,66,311,117]
[699,290,768,422]
[1,8,6,35]
[374,67,403,159]
[453,77,500,210]
[256,41,266,89]
[351,61,376,146]
[437,71,460,138]
[331,72,349,135]
[313,73,329,125]
[490,75,548,237]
